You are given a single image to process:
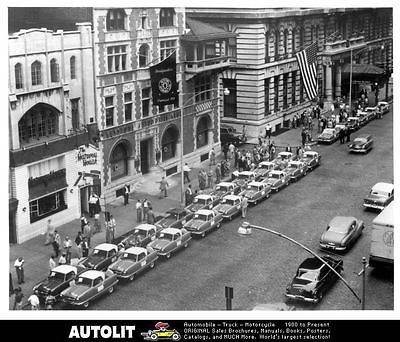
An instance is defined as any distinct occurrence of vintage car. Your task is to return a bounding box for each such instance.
[364,107,378,121]
[220,124,247,146]
[254,161,277,180]
[147,227,192,258]
[210,181,241,201]
[32,265,83,302]
[263,170,290,192]
[239,181,271,205]
[232,170,257,189]
[273,151,295,170]
[346,117,361,132]
[284,160,308,182]
[108,246,158,281]
[363,182,394,210]
[155,208,193,230]
[60,270,119,308]
[319,216,364,251]
[120,224,158,248]
[377,101,389,114]
[300,151,321,170]
[141,323,181,341]
[285,254,343,303]
[78,243,119,271]
[213,194,243,220]
[317,128,338,144]
[356,111,370,125]
[348,134,373,153]
[183,209,223,237]
[185,194,219,213]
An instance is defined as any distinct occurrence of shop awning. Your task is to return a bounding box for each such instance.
[342,63,385,81]
[182,18,236,42]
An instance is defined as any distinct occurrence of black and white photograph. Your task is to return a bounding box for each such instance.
[4,0,397,329]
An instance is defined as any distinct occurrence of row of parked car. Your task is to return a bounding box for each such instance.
[32,149,322,309]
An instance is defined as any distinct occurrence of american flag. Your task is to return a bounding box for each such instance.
[295,42,318,100]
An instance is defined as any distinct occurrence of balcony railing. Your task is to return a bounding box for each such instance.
[324,35,366,52]
[184,56,237,73]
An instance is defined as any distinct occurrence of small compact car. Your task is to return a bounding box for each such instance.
[284,160,308,182]
[232,170,257,189]
[285,254,343,303]
[363,182,394,210]
[60,270,119,308]
[78,243,119,271]
[185,194,219,213]
[346,117,361,132]
[273,152,295,170]
[377,101,389,114]
[364,107,378,121]
[239,181,271,205]
[141,323,181,341]
[348,134,373,153]
[263,170,290,192]
[300,151,321,170]
[220,124,247,146]
[254,161,277,180]
[120,224,158,248]
[32,265,82,303]
[155,208,193,230]
[319,216,364,251]
[213,194,243,220]
[210,182,241,201]
[183,209,223,237]
[108,246,158,281]
[147,227,192,258]
[317,128,338,144]
[356,111,370,125]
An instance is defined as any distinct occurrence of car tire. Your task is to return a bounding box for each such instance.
[172,333,181,341]
[150,262,155,269]
[150,333,158,341]
[254,200,257,205]
[129,274,135,281]
[217,222,222,229]
[166,253,171,259]
[108,286,114,294]
[201,232,206,238]
[184,242,189,248]
[83,301,89,309]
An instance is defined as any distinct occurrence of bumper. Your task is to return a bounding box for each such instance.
[319,243,346,251]
[349,148,367,153]
[363,203,384,210]
[285,293,318,303]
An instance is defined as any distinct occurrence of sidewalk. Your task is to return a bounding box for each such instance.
[9,124,307,309]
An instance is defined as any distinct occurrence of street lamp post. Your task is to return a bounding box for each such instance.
[238,222,363,307]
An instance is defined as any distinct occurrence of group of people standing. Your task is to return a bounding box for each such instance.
[135,198,156,224]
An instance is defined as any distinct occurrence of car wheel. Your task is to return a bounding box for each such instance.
[217,222,222,229]
[166,253,171,259]
[184,242,189,248]
[129,274,135,281]
[83,301,89,309]
[150,333,158,341]
[254,200,257,205]
[108,286,114,294]
[316,292,323,303]
[150,262,155,269]
[172,333,181,341]
[201,232,206,238]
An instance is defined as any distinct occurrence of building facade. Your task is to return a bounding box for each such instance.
[187,8,393,137]
[8,23,97,243]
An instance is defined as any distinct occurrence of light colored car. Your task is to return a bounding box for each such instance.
[232,170,257,189]
[185,194,219,213]
[263,170,290,192]
[147,228,192,258]
[274,151,295,170]
[239,181,271,205]
[78,243,119,271]
[183,209,223,237]
[300,151,321,170]
[356,111,369,125]
[319,216,364,251]
[60,270,118,308]
[377,101,389,114]
[348,134,373,153]
[364,107,377,121]
[210,182,241,200]
[317,128,338,144]
[284,160,308,182]
[108,246,158,281]
[363,182,394,210]
[213,194,243,220]
[254,161,277,180]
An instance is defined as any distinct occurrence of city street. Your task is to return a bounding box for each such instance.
[59,109,393,311]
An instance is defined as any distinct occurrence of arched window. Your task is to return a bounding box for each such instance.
[31,61,42,86]
[196,116,211,148]
[70,56,76,80]
[106,9,126,31]
[110,142,129,181]
[50,58,59,83]
[283,29,289,57]
[139,44,150,68]
[274,30,280,61]
[161,125,179,161]
[160,8,175,27]
[291,28,296,55]
[265,32,270,63]
[299,27,305,50]
[15,63,23,89]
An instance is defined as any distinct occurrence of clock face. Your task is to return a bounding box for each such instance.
[159,78,172,94]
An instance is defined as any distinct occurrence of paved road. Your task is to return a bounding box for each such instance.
[60,109,393,311]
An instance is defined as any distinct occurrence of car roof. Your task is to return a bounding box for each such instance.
[278,151,293,156]
[135,223,156,230]
[248,181,264,186]
[223,194,241,201]
[348,117,359,120]
[52,265,77,274]
[378,101,388,105]
[329,216,356,227]
[195,194,212,200]
[217,182,234,187]
[270,170,284,175]
[365,107,376,110]
[259,161,274,165]
[196,209,214,215]
[303,151,317,155]
[355,134,371,139]
[94,243,118,252]
[124,246,147,255]
[238,171,254,176]
[80,270,104,280]
[288,160,302,165]
[323,128,335,132]
[160,227,181,234]
[299,257,323,270]
[372,182,394,193]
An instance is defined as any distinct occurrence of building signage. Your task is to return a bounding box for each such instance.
[76,145,100,173]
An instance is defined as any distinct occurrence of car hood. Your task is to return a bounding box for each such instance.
[215,204,234,213]
[81,255,103,268]
[188,203,205,211]
[186,219,205,229]
[149,239,170,250]
[35,278,63,293]
[319,133,333,139]
[62,285,89,299]
[242,190,258,198]
[321,231,345,244]
[157,217,175,228]
[110,259,135,272]
[265,178,278,185]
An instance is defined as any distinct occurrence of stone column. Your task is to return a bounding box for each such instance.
[325,62,333,103]
[335,64,342,98]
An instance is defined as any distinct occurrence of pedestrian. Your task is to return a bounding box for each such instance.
[107,214,116,243]
[63,236,72,264]
[286,144,291,152]
[45,295,54,310]
[58,252,67,265]
[123,184,130,205]
[223,143,229,160]
[89,192,98,217]
[147,207,156,224]
[14,257,24,284]
[269,144,276,161]
[136,200,143,222]
[215,163,221,184]
[228,142,235,160]
[241,196,248,218]
[80,216,88,234]
[198,169,205,190]
[158,176,169,198]
[134,156,141,173]
[52,230,61,257]
[13,287,24,310]
[207,166,214,188]
[143,199,149,222]
[48,255,56,273]
[28,293,40,310]
[183,163,191,183]
[45,219,55,245]
[81,237,89,258]
[94,212,101,233]
[209,147,216,166]
[301,129,307,147]
[346,127,351,142]
[74,231,83,247]
[265,123,272,139]
[155,148,161,165]
[185,184,193,206]
[83,221,92,248]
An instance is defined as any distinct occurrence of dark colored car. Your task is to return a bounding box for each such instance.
[285,254,343,303]
[155,208,193,230]
[78,243,119,271]
[348,134,373,153]
[210,182,242,201]
[220,124,247,146]
[120,224,158,248]
[346,117,361,132]
[185,194,219,213]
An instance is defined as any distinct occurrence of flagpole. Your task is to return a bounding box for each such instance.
[179,63,185,207]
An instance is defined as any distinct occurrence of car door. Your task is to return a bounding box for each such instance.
[107,249,118,268]
[93,276,104,298]
[138,252,147,269]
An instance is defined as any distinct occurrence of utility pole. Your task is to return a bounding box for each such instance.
[357,257,368,310]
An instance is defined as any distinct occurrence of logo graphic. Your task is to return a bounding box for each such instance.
[159,78,172,94]
[383,230,394,247]
[141,322,181,341]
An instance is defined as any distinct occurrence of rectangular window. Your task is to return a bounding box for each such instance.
[141,16,147,29]
[283,74,288,109]
[264,78,270,116]
[124,92,133,121]
[160,40,177,61]
[194,75,211,102]
[292,71,297,105]
[142,87,151,117]
[38,116,46,137]
[223,79,237,118]
[29,190,67,223]
[105,96,114,127]
[15,66,23,89]
[107,45,127,73]
[71,98,80,129]
[274,76,279,112]
[160,8,175,27]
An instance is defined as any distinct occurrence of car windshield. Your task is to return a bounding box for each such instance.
[121,253,138,262]
[194,198,207,205]
[302,154,313,160]
[167,212,179,219]
[238,174,251,179]
[134,228,148,236]
[297,268,319,282]
[270,173,280,179]
[159,233,174,241]
[216,185,229,192]
[93,249,107,257]
[371,190,387,197]
[279,154,290,160]
[348,119,357,124]
[354,138,367,143]
[49,271,65,281]
[248,185,260,191]
[259,163,271,169]
[223,199,236,206]
[288,163,298,169]
[77,277,93,287]
[194,214,208,221]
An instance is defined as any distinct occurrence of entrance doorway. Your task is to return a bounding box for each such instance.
[80,187,89,215]
[140,139,153,174]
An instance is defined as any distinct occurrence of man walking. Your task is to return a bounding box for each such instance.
[53,231,61,257]
[147,207,156,224]
[123,184,130,205]
[63,236,72,264]
[89,192,98,217]
[136,200,143,222]
[143,199,149,222]
[185,185,193,206]
[14,257,25,284]
[215,163,221,184]
[183,163,191,183]
[223,143,229,160]
[209,147,216,166]
[207,167,214,189]
[49,255,56,274]
[159,177,169,198]
[13,287,24,310]
[241,196,248,218]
